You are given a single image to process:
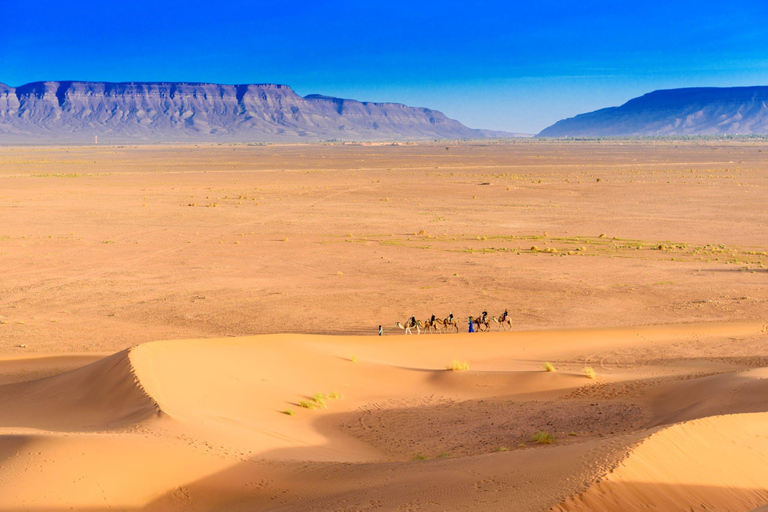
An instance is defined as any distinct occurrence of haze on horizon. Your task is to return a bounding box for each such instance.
[2,0,767,134]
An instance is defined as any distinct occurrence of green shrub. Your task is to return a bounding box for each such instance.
[532,431,554,444]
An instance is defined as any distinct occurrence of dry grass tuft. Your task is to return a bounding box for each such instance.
[583,367,596,379]
[282,409,295,416]
[544,362,556,372]
[447,360,470,371]
[532,431,554,444]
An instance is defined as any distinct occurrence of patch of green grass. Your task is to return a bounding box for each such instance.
[412,454,428,461]
[447,360,470,371]
[532,431,554,444]
[544,362,556,373]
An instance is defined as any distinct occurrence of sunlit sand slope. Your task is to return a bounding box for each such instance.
[0,322,766,510]
[554,413,768,512]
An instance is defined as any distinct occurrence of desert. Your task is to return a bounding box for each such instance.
[0,139,767,510]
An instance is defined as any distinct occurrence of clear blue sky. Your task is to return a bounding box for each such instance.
[2,0,768,133]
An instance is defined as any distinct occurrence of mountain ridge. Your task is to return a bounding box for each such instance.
[0,80,516,143]
[538,86,768,137]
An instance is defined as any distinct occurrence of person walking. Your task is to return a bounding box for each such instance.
[468,316,475,333]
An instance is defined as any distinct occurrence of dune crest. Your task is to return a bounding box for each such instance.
[0,322,766,510]
[0,348,161,431]
[554,412,768,512]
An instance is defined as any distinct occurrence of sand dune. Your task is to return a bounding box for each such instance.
[555,413,768,511]
[0,321,767,510]
[0,349,159,431]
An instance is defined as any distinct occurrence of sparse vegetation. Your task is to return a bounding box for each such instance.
[532,431,554,444]
[351,355,358,363]
[447,360,470,371]
[544,362,556,372]
[298,392,341,411]
[583,367,596,379]
[282,409,295,416]
[413,454,428,460]
[496,446,508,452]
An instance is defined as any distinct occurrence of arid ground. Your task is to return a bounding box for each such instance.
[1,140,768,510]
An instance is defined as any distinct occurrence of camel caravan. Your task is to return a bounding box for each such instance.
[396,309,511,335]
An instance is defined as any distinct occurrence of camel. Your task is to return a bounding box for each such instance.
[438,314,459,333]
[396,318,420,335]
[419,319,435,334]
[493,309,512,331]
[473,312,491,332]
[415,316,441,334]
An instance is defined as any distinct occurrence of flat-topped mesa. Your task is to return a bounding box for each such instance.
[0,80,503,143]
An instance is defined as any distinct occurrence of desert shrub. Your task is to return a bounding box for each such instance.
[532,431,554,444]
[447,360,470,371]
[311,393,329,408]
[282,409,295,416]
[583,367,596,379]
[544,362,556,372]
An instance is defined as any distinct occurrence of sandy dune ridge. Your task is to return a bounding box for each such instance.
[0,321,767,510]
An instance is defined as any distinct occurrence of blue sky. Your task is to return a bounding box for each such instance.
[2,0,767,133]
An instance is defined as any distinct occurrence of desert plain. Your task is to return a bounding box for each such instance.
[0,140,768,510]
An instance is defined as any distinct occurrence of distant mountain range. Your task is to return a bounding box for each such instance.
[539,86,768,137]
[0,81,518,143]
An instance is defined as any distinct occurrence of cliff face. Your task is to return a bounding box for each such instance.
[0,81,495,142]
[538,86,768,137]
